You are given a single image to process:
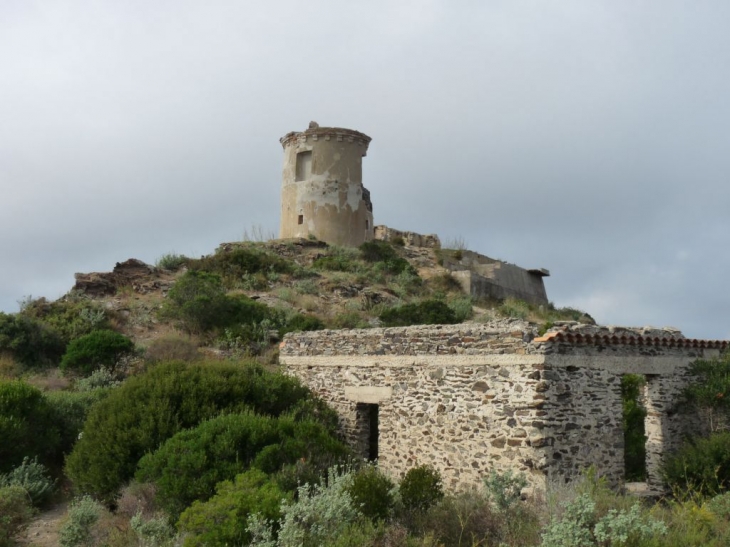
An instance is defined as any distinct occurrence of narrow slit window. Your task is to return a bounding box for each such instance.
[365,219,370,230]
[298,214,304,225]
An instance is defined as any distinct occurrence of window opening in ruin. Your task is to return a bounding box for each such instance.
[356,402,380,461]
[621,374,648,482]
[367,403,379,461]
[295,150,312,181]
[298,214,303,225]
[365,219,369,230]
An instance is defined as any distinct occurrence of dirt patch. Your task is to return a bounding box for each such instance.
[15,501,69,547]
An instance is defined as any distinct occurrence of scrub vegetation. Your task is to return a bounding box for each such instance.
[1,235,727,545]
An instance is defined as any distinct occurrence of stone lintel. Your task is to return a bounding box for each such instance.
[344,386,392,404]
[280,354,545,368]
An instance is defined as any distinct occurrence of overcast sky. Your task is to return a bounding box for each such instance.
[2,1,729,339]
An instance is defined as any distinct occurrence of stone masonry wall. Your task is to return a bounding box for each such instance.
[282,322,720,493]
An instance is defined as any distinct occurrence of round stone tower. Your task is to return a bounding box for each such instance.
[279,122,373,247]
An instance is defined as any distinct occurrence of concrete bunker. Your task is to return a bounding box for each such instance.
[281,322,726,494]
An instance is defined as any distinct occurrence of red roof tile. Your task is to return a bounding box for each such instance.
[533,330,728,349]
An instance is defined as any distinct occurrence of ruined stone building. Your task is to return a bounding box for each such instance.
[281,322,727,494]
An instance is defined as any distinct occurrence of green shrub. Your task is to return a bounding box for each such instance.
[60,330,134,375]
[155,253,189,271]
[331,311,369,329]
[312,247,361,272]
[0,380,61,472]
[400,465,444,512]
[65,361,331,502]
[541,494,666,547]
[279,313,325,337]
[681,353,730,433]
[359,241,414,276]
[423,490,499,547]
[160,271,270,334]
[129,512,178,547]
[0,485,35,547]
[45,389,111,457]
[705,492,730,521]
[136,412,348,519]
[0,456,55,506]
[265,466,365,547]
[0,312,65,368]
[448,296,473,322]
[178,468,289,547]
[73,367,121,391]
[498,298,530,320]
[379,300,457,327]
[20,297,109,344]
[188,248,293,288]
[483,469,527,512]
[664,432,730,496]
[347,464,395,522]
[59,495,104,547]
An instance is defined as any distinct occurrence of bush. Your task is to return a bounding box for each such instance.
[312,247,361,272]
[45,389,111,457]
[60,330,134,375]
[0,380,61,472]
[347,464,395,522]
[682,353,730,433]
[136,412,349,519]
[279,313,325,338]
[59,495,105,547]
[155,253,189,271]
[0,485,35,547]
[144,336,200,364]
[359,241,415,276]
[424,490,500,547]
[448,296,473,322]
[0,312,65,368]
[20,297,109,344]
[74,367,121,391]
[264,466,365,547]
[129,512,178,547]
[541,494,666,547]
[178,468,289,546]
[483,469,527,512]
[65,361,333,502]
[664,432,730,496]
[0,456,55,506]
[400,465,444,512]
[379,300,458,327]
[160,271,270,334]
[188,248,293,288]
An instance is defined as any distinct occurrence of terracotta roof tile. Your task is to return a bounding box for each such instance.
[534,330,728,349]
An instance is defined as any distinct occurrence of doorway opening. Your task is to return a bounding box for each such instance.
[356,403,379,461]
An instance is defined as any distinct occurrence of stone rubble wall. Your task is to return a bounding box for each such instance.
[282,322,715,493]
[373,225,441,249]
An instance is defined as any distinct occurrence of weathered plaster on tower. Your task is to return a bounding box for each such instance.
[279,122,374,247]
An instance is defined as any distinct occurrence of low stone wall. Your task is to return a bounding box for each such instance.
[373,225,441,249]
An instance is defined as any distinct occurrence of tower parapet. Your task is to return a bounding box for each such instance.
[279,122,374,246]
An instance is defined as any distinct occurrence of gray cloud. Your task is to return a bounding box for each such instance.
[2,1,728,339]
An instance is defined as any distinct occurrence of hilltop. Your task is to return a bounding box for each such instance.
[8,236,592,375]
